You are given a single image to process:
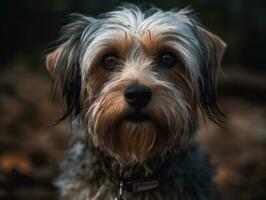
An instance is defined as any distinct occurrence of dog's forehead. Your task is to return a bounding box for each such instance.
[81,7,200,81]
[103,7,192,29]
[81,7,195,50]
[97,8,194,40]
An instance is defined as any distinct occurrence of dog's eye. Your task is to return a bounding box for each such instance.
[156,52,177,68]
[102,54,119,70]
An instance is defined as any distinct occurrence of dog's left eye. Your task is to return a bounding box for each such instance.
[102,54,119,70]
[156,52,177,68]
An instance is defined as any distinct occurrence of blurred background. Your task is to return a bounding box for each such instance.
[0,0,265,199]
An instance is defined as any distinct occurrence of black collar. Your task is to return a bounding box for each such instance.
[109,173,160,193]
[100,154,173,194]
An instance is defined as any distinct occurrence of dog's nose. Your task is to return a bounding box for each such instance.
[124,84,152,109]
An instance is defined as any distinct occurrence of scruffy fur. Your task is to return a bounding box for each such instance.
[46,4,226,200]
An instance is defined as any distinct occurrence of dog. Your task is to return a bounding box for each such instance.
[46,4,226,200]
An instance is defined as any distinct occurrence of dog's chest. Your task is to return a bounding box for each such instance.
[54,142,215,200]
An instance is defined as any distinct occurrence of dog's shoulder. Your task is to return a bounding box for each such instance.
[53,142,101,192]
[161,143,216,199]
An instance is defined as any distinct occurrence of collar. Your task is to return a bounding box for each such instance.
[110,174,160,193]
[100,154,171,194]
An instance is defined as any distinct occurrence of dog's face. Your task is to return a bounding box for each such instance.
[46,5,226,165]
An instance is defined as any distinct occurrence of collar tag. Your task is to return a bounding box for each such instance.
[131,180,160,193]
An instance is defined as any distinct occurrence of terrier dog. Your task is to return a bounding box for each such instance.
[46,4,226,200]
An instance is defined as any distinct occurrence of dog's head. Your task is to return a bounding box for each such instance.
[46,5,226,165]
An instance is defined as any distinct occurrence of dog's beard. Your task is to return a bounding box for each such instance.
[116,121,158,163]
[86,85,194,165]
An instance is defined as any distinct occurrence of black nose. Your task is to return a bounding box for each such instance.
[124,84,152,109]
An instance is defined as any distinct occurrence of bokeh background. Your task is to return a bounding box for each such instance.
[0,0,265,199]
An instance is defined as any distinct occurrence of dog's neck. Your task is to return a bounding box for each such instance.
[99,152,166,193]
[88,140,194,193]
[71,119,183,179]
[70,119,196,193]
[100,151,170,178]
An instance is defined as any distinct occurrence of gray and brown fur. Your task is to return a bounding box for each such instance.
[46,4,226,200]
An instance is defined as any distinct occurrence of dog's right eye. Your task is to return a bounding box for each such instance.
[156,51,178,69]
[102,54,119,70]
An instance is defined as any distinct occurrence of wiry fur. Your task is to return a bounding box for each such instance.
[54,142,215,200]
[46,4,226,200]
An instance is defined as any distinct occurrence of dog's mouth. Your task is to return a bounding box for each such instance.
[125,112,151,123]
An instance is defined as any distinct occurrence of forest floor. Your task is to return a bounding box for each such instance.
[0,66,265,200]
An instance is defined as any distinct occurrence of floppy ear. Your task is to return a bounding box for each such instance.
[46,14,93,121]
[197,27,227,125]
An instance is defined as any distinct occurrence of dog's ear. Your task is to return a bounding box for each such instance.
[46,14,94,121]
[198,27,227,125]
